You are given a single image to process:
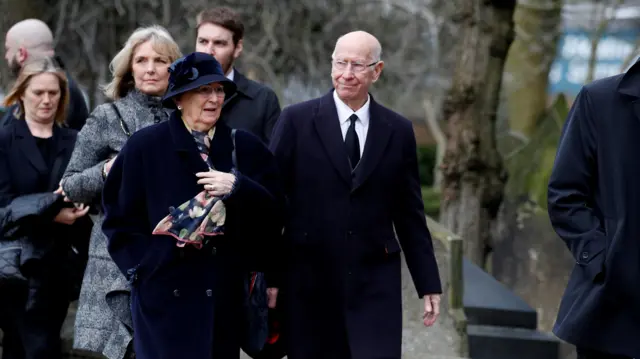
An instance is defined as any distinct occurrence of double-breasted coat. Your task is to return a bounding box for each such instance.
[101,112,285,359]
[548,60,640,358]
[61,89,170,359]
[269,91,442,359]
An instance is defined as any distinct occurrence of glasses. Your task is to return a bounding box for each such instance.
[195,85,225,97]
[332,59,378,73]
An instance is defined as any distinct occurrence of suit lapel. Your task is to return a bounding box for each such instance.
[14,120,47,175]
[314,92,352,186]
[46,126,76,191]
[352,97,393,192]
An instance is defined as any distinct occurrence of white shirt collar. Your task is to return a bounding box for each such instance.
[333,90,370,127]
[226,67,235,81]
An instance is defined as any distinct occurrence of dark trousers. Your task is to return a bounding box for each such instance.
[0,275,70,359]
[577,347,633,359]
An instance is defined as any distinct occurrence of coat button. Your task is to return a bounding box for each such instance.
[581,251,589,260]
[211,247,217,255]
[173,289,180,297]
[347,230,353,235]
[206,289,213,297]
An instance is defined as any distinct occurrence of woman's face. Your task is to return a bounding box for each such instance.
[20,72,61,124]
[131,40,171,96]
[176,83,226,131]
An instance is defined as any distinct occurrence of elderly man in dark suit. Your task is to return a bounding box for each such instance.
[269,30,442,359]
[548,60,640,359]
[195,6,281,144]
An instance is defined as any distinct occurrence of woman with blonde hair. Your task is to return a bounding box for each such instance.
[0,56,92,359]
[57,25,182,359]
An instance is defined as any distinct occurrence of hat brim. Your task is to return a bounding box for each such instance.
[161,74,237,109]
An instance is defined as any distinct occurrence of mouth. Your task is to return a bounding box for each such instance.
[203,108,218,113]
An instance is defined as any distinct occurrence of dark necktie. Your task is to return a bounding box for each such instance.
[345,114,360,169]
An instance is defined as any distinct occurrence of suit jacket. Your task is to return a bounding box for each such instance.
[221,69,281,144]
[548,59,640,358]
[269,90,442,359]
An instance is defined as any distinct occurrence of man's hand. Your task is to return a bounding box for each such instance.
[267,287,278,309]
[423,294,441,327]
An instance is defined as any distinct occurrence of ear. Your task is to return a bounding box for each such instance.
[372,61,384,82]
[16,47,28,65]
[233,39,243,60]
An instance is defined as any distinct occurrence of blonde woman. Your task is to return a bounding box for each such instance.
[58,25,182,359]
[0,57,92,359]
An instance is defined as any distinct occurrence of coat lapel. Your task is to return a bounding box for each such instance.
[14,120,47,174]
[352,97,393,192]
[617,58,640,122]
[168,112,233,175]
[168,112,210,175]
[46,126,76,191]
[314,92,352,186]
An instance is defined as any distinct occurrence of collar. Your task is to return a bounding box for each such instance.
[333,90,370,127]
[126,88,164,109]
[181,116,216,139]
[226,68,235,81]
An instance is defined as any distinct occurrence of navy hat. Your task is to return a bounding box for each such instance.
[161,52,237,109]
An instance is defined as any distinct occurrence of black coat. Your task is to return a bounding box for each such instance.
[548,60,640,357]
[0,119,91,309]
[220,69,281,144]
[269,91,442,359]
[101,112,285,359]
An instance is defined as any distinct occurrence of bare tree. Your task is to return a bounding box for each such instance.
[439,0,516,268]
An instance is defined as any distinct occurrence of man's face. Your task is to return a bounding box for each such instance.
[4,37,20,77]
[195,23,242,75]
[331,44,382,105]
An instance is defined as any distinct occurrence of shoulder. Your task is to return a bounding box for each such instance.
[236,73,278,100]
[373,100,414,133]
[124,121,170,153]
[0,123,14,149]
[234,128,269,154]
[581,73,623,101]
[280,96,322,121]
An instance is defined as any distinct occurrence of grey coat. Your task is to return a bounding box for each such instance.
[61,90,170,359]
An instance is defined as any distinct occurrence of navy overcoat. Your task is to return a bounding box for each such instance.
[269,90,442,359]
[101,112,285,359]
[548,60,640,357]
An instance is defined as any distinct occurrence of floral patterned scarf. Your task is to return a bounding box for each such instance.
[152,123,227,249]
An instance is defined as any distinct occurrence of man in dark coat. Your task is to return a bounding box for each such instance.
[2,19,89,130]
[194,7,281,144]
[548,60,640,359]
[269,31,442,359]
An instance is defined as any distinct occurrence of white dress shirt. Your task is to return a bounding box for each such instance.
[226,67,235,81]
[333,90,370,157]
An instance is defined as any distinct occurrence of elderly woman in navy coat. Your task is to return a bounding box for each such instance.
[101,52,285,359]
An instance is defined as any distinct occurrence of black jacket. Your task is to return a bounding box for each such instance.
[221,69,281,145]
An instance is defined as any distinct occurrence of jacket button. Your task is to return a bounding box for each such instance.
[347,230,353,235]
[173,289,180,297]
[581,251,589,259]
[206,289,213,297]
[211,247,217,255]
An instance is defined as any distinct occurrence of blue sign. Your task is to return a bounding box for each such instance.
[548,30,638,95]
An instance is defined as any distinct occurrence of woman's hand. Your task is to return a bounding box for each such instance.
[54,183,72,202]
[196,170,236,197]
[54,204,90,225]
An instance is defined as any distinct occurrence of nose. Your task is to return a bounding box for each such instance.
[41,93,51,104]
[146,61,156,73]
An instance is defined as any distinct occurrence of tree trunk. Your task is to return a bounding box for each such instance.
[503,0,562,139]
[439,0,516,268]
